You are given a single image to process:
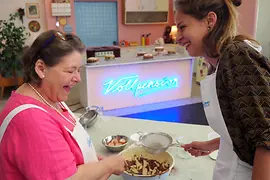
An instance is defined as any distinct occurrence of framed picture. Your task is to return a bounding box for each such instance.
[26,3,40,18]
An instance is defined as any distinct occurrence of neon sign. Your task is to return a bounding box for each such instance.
[103,75,178,97]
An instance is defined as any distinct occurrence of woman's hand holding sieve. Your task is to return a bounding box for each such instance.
[181,139,219,157]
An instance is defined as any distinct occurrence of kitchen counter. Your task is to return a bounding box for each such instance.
[80,45,194,110]
[86,115,215,180]
[85,54,190,68]
[85,45,190,68]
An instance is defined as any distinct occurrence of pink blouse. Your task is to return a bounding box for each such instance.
[0,92,84,180]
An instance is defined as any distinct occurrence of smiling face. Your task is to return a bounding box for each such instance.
[175,11,209,57]
[36,51,83,102]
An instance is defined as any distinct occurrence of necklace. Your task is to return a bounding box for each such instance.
[28,83,76,126]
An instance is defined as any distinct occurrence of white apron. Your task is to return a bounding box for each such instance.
[200,70,253,180]
[0,103,98,164]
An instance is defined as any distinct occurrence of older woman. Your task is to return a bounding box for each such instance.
[173,0,270,179]
[0,30,125,180]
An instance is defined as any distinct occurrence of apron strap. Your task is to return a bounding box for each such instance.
[58,102,78,134]
[59,102,78,122]
[0,104,47,143]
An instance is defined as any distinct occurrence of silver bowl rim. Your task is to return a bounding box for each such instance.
[120,146,175,177]
[140,132,173,150]
[102,135,129,148]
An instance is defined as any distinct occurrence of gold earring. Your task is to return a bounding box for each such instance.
[208,26,211,31]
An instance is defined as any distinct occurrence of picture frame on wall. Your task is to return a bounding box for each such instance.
[26,3,40,18]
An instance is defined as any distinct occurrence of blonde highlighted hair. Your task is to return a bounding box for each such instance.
[174,0,256,58]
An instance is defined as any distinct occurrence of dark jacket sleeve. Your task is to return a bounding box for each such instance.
[220,41,270,149]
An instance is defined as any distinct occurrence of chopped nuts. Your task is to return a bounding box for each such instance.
[125,155,170,176]
[119,138,127,144]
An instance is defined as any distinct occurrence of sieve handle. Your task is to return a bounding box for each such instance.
[171,142,210,153]
[170,142,185,147]
[136,131,146,141]
[189,148,210,153]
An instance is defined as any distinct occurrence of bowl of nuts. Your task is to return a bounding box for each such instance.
[120,146,175,180]
[102,135,129,152]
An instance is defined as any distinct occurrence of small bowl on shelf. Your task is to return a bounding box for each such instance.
[102,135,129,152]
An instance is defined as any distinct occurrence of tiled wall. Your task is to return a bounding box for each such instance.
[74,2,118,46]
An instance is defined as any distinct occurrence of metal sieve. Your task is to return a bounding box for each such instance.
[139,132,210,154]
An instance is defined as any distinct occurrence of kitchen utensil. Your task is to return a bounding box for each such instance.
[140,132,210,154]
[174,136,193,159]
[79,106,103,129]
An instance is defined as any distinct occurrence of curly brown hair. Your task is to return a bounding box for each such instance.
[174,0,250,58]
[22,30,85,86]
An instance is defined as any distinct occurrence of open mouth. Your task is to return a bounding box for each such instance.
[178,37,191,50]
[63,85,72,92]
[182,41,191,49]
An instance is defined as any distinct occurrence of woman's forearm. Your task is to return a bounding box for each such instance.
[99,172,112,180]
[208,137,220,151]
[70,160,112,180]
[252,147,270,180]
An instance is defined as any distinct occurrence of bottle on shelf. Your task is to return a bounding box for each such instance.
[141,34,145,46]
[145,33,151,45]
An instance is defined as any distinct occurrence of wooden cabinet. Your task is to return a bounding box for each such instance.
[125,0,168,12]
[155,0,169,11]
[125,0,141,12]
[140,0,156,11]
[0,75,23,99]
[124,0,169,24]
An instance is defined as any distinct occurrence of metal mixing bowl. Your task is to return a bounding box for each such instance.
[120,146,175,180]
[102,135,129,152]
[79,106,102,129]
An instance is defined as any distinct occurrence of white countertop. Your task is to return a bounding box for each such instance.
[86,115,215,180]
[84,45,193,68]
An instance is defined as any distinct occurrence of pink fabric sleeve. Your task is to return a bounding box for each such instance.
[5,108,77,180]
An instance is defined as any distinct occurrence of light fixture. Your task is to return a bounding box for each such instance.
[170,25,177,43]
[170,25,177,37]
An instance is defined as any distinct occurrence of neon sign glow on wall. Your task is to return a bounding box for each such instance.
[103,75,179,97]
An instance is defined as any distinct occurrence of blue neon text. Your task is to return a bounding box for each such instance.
[103,75,178,97]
